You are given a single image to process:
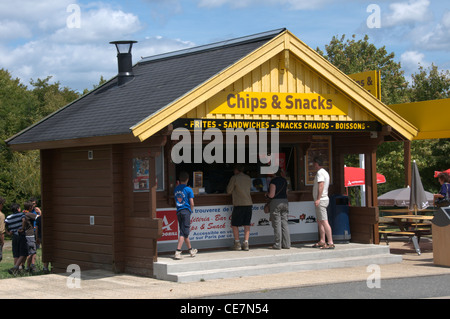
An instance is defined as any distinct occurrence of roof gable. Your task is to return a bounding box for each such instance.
[132,30,418,141]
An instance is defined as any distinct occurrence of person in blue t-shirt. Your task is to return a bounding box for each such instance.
[173,171,197,260]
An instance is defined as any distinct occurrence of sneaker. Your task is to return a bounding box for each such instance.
[28,265,37,274]
[232,241,241,251]
[242,241,249,251]
[7,267,19,275]
[174,250,182,260]
[189,248,198,257]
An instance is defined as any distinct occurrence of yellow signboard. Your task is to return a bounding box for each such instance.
[209,91,349,116]
[389,98,450,140]
[348,70,381,100]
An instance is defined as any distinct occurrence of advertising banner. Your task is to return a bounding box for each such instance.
[157,202,318,252]
[348,70,381,100]
[209,91,349,116]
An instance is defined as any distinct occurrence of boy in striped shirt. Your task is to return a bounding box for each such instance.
[4,204,27,275]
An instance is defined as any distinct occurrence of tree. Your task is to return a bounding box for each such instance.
[409,64,450,102]
[317,35,450,196]
[317,34,409,105]
[0,71,80,210]
[408,64,450,193]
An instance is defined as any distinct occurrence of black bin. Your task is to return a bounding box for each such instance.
[327,195,351,241]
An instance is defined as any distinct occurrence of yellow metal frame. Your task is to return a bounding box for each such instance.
[389,98,450,140]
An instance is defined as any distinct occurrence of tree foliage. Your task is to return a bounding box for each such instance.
[0,70,82,211]
[317,34,409,105]
[317,35,450,195]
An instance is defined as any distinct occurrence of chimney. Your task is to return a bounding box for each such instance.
[110,40,137,86]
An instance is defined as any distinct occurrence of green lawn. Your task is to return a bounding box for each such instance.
[0,240,48,279]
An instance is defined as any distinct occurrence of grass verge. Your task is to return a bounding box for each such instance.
[0,240,49,279]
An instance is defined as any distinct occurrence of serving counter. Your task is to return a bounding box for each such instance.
[157,191,318,252]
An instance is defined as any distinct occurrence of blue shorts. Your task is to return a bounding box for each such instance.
[177,209,191,238]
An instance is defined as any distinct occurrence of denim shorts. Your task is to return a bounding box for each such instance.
[26,236,37,255]
[177,209,191,238]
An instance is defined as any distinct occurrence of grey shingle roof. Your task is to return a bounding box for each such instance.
[7,29,285,147]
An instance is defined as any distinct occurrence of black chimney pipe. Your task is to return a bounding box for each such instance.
[110,40,137,86]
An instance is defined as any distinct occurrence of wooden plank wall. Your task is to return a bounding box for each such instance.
[42,141,164,277]
[122,142,162,276]
[112,144,125,272]
[40,149,54,266]
[42,146,115,273]
[184,52,377,123]
[348,206,379,244]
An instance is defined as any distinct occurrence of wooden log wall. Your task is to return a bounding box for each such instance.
[41,146,116,273]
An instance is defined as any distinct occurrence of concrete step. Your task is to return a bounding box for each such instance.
[153,243,402,282]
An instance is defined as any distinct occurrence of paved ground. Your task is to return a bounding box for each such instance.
[209,274,450,299]
[0,238,449,300]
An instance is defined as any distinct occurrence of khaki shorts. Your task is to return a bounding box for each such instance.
[315,199,329,221]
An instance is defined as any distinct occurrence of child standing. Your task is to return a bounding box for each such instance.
[4,204,27,275]
[22,202,37,273]
[173,171,197,260]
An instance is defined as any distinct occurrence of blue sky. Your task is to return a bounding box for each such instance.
[0,0,448,92]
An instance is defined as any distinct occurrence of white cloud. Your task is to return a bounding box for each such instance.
[384,0,433,27]
[401,50,429,69]
[0,0,72,36]
[0,35,194,92]
[197,0,332,10]
[50,5,143,44]
[0,20,32,40]
[413,10,450,50]
[400,50,431,80]
[0,1,194,92]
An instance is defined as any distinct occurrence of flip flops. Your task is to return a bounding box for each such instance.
[320,243,335,250]
[312,242,325,248]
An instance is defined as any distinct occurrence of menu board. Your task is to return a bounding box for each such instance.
[305,136,332,185]
[132,157,149,191]
[193,171,203,188]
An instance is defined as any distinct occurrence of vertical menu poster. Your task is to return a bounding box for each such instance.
[305,136,332,185]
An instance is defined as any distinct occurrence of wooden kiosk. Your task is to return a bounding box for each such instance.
[6,29,418,276]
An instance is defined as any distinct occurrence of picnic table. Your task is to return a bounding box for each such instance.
[378,215,433,255]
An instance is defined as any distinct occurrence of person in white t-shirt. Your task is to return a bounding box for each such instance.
[312,157,334,249]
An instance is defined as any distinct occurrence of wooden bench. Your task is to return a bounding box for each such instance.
[379,230,415,244]
[379,229,431,244]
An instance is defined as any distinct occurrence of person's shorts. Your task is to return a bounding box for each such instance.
[231,206,252,227]
[315,199,329,221]
[26,236,37,255]
[12,233,28,258]
[177,209,191,238]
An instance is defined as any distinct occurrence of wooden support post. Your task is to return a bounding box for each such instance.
[404,140,412,187]
[365,149,379,244]
[364,149,378,207]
